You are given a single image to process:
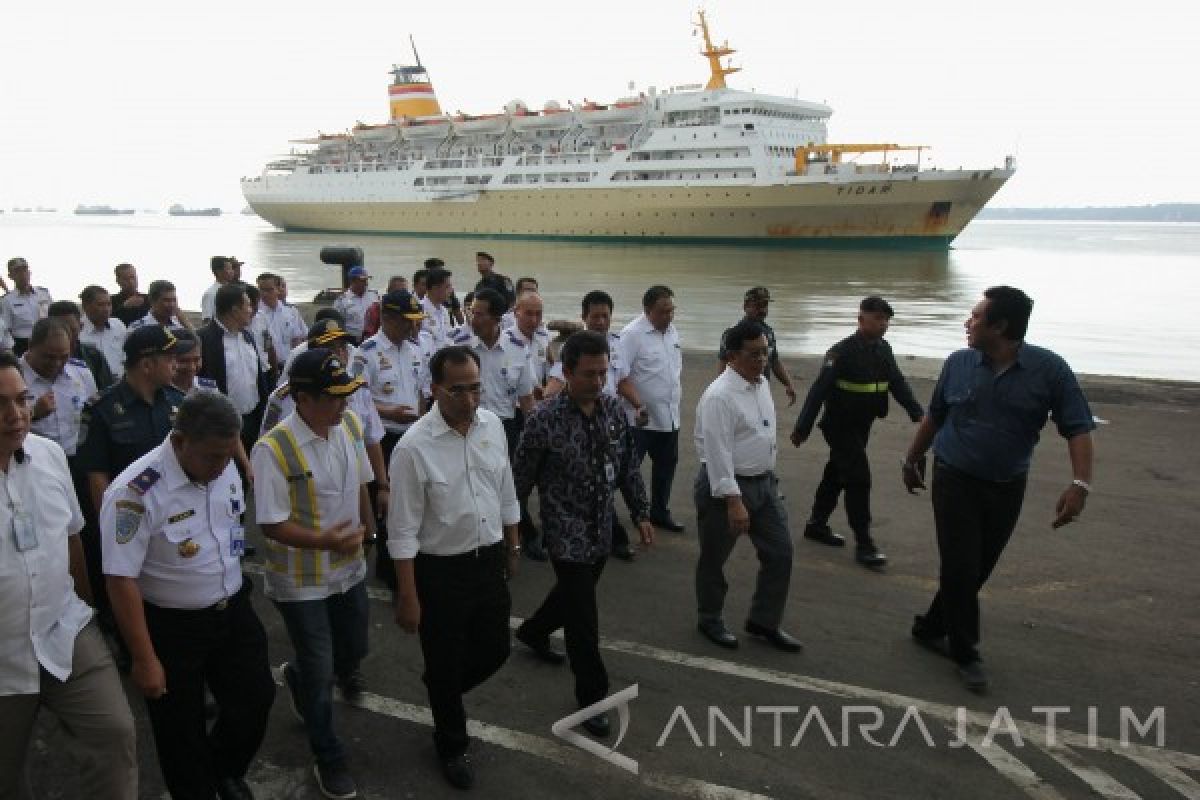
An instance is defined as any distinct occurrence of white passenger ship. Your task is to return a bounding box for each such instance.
[241,11,1013,247]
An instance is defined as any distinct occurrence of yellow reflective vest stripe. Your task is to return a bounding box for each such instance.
[835,379,890,393]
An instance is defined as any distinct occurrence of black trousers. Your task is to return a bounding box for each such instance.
[503,414,540,541]
[634,428,680,518]
[520,558,609,708]
[374,431,404,588]
[920,460,1027,665]
[142,583,276,800]
[415,544,512,759]
[809,418,875,544]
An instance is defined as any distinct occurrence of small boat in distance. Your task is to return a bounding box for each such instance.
[168,204,222,216]
[75,205,135,215]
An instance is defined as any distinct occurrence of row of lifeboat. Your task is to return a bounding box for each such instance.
[339,99,647,144]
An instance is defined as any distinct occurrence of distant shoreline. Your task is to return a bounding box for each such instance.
[979,203,1200,222]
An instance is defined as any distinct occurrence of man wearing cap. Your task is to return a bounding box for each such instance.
[1,257,53,356]
[79,285,128,380]
[718,287,797,406]
[354,290,429,586]
[197,284,273,459]
[76,325,186,666]
[791,295,924,568]
[252,349,375,800]
[128,280,190,332]
[333,267,379,343]
[201,257,238,323]
[0,351,138,800]
[101,391,275,800]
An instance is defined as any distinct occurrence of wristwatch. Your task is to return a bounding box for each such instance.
[508,544,522,554]
[1071,478,1091,494]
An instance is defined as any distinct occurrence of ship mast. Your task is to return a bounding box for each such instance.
[694,10,740,90]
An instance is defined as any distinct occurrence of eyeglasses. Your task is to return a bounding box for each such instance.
[440,382,483,397]
[738,347,771,359]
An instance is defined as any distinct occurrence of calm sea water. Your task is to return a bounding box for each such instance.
[2,212,1196,381]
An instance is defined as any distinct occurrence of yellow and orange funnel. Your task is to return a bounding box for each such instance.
[388,63,443,121]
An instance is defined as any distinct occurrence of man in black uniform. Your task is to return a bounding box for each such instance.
[76,325,186,646]
[790,296,923,568]
[718,287,798,406]
[473,251,515,311]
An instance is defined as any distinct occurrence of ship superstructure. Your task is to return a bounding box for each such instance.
[242,12,1013,246]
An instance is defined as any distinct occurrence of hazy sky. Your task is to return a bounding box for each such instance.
[2,0,1196,210]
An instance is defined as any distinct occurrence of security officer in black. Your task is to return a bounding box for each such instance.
[790,296,924,568]
[473,252,516,310]
[76,325,186,645]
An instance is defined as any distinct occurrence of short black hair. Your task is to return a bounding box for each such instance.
[412,268,430,287]
[79,285,109,305]
[429,345,480,385]
[313,307,346,326]
[256,272,280,286]
[0,351,19,372]
[723,318,767,353]
[476,251,494,265]
[215,283,248,317]
[983,285,1034,341]
[210,255,230,276]
[860,295,894,317]
[244,282,260,306]
[472,288,506,318]
[515,277,538,293]
[642,285,674,310]
[423,257,445,269]
[174,391,242,441]
[48,300,81,320]
[147,280,175,303]
[426,268,452,290]
[581,290,613,316]
[114,262,135,277]
[560,331,610,371]
[30,318,71,348]
[7,257,28,270]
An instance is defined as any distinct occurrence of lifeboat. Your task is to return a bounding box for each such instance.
[452,113,509,135]
[510,102,576,131]
[578,99,646,125]
[352,122,399,143]
[398,115,453,138]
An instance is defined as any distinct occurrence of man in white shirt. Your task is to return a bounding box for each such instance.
[128,279,188,331]
[420,267,455,350]
[20,319,98,458]
[198,284,271,457]
[252,349,374,800]
[693,319,799,654]
[509,291,551,390]
[1,257,52,355]
[200,256,237,322]
[0,351,137,799]
[388,345,520,791]
[79,285,128,378]
[257,271,308,365]
[332,266,380,343]
[618,285,685,532]
[101,391,275,800]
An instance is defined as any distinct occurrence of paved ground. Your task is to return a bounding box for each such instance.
[26,353,1200,799]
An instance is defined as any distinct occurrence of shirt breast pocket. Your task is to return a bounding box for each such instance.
[162,525,202,565]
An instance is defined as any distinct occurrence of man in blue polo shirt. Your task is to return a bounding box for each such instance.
[901,285,1095,693]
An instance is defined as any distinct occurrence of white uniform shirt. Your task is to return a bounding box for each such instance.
[259,384,384,445]
[200,282,221,321]
[618,313,683,431]
[694,367,778,497]
[333,288,380,340]
[421,296,453,351]
[0,315,11,351]
[80,316,128,377]
[0,435,91,695]
[547,330,628,398]
[251,411,373,602]
[257,301,306,364]
[100,440,245,610]
[128,312,183,331]
[0,287,52,340]
[353,331,429,435]
[387,405,519,559]
[500,311,516,330]
[509,325,552,385]
[218,321,261,415]
[21,357,98,457]
[450,328,534,420]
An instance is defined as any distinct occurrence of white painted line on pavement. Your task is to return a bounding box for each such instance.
[1039,744,1143,800]
[957,739,1068,800]
[1121,753,1200,800]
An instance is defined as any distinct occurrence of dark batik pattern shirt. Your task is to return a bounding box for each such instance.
[513,392,649,564]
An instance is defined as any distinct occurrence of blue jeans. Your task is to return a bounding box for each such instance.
[273,581,369,768]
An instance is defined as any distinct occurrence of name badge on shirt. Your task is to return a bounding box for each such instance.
[230,524,246,558]
[604,460,616,485]
[13,511,37,552]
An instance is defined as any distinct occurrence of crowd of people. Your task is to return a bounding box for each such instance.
[0,251,1096,799]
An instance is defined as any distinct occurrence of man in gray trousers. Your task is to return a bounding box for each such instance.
[693,319,800,653]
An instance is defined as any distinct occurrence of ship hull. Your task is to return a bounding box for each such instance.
[243,170,1011,247]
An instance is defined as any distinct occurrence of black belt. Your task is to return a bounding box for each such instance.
[419,541,505,561]
[934,458,1026,485]
[735,472,772,481]
[145,583,249,615]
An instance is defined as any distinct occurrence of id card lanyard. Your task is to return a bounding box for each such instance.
[3,466,36,552]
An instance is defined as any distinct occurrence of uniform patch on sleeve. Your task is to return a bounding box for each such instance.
[114,500,145,544]
[127,467,161,495]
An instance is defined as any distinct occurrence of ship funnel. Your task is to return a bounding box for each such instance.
[388,64,443,120]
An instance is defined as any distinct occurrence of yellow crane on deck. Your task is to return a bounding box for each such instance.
[794,143,928,174]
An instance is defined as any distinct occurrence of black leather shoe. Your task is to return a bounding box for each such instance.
[582,713,610,738]
[855,545,888,568]
[803,522,845,547]
[515,625,565,665]
[216,776,255,800]
[650,514,685,533]
[697,621,739,649]
[957,660,988,693]
[337,669,366,704]
[612,543,636,562]
[911,616,951,659]
[744,620,803,653]
[440,753,474,790]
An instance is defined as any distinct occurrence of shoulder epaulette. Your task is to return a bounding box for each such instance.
[452,329,471,343]
[359,339,378,352]
[196,376,218,389]
[505,331,526,347]
[609,331,621,340]
[127,467,161,495]
[68,357,87,368]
